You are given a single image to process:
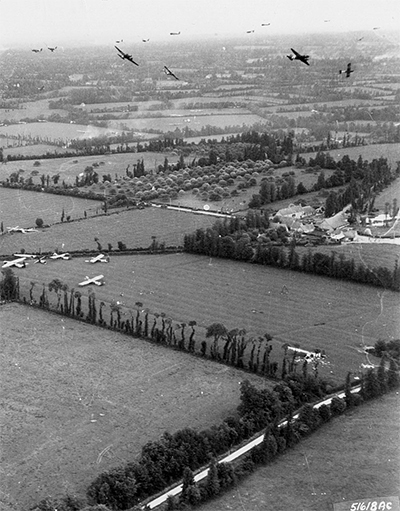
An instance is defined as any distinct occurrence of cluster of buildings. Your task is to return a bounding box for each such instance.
[272,203,400,246]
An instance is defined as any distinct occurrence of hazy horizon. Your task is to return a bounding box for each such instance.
[0,0,399,50]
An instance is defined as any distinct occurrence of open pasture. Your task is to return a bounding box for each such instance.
[0,150,183,186]
[199,392,400,511]
[0,100,67,122]
[17,253,400,383]
[0,303,266,511]
[0,207,215,255]
[295,243,399,275]
[0,122,125,143]
[107,113,264,132]
[0,187,100,228]
[302,142,400,168]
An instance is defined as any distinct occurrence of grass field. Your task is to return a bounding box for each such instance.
[0,122,125,143]
[0,188,101,228]
[1,144,77,158]
[0,303,266,511]
[198,392,400,511]
[0,207,216,255]
[107,113,264,132]
[302,143,400,168]
[16,253,400,384]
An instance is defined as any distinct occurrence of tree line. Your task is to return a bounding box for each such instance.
[183,213,400,291]
[29,361,399,511]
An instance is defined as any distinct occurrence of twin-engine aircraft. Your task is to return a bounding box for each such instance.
[287,48,310,66]
[339,63,354,78]
[78,275,105,287]
[85,254,110,264]
[115,46,139,66]
[164,66,179,80]
[32,48,42,53]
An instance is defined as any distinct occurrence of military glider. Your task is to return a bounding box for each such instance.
[32,48,42,53]
[78,275,105,287]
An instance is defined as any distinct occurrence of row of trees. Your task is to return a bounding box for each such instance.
[183,220,400,291]
[30,362,399,511]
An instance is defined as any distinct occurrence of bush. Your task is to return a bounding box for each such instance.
[35,217,44,228]
[318,404,332,422]
[330,396,346,416]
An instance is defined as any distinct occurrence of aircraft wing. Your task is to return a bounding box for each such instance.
[115,45,125,56]
[291,48,301,57]
[78,279,91,286]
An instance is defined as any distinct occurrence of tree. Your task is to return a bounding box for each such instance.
[206,323,227,360]
[36,218,44,228]
[205,458,220,497]
[0,269,18,300]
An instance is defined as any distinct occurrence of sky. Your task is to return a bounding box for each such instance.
[0,0,399,48]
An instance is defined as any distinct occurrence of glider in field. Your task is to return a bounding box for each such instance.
[85,254,110,264]
[78,274,105,287]
[2,257,28,269]
[114,46,139,66]
[49,252,71,260]
[163,66,179,80]
[339,63,354,78]
[287,48,310,66]
[7,226,38,233]
[33,256,47,264]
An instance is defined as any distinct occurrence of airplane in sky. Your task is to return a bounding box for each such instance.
[142,38,150,42]
[287,48,310,66]
[164,66,179,80]
[246,30,255,33]
[261,23,270,26]
[339,63,354,78]
[47,46,57,52]
[49,252,71,260]
[2,257,28,269]
[85,254,110,264]
[114,46,139,66]
[7,226,38,234]
[116,39,123,43]
[170,31,180,36]
[32,48,42,53]
[78,275,105,287]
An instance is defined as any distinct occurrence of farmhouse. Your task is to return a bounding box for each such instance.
[276,204,315,219]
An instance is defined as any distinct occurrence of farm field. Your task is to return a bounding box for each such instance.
[1,143,76,158]
[0,101,67,122]
[0,150,183,186]
[0,187,101,228]
[0,303,266,511]
[198,392,400,511]
[302,142,400,168]
[294,243,400,275]
[107,113,264,132]
[0,207,216,255]
[0,122,125,142]
[16,252,400,383]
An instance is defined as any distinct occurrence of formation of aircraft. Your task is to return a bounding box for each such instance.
[49,252,72,260]
[339,63,354,78]
[78,274,105,287]
[2,257,28,269]
[7,226,38,234]
[164,65,179,80]
[85,254,110,264]
[115,45,139,66]
[32,48,42,53]
[286,48,310,66]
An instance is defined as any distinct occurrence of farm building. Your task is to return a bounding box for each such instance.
[276,204,315,219]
